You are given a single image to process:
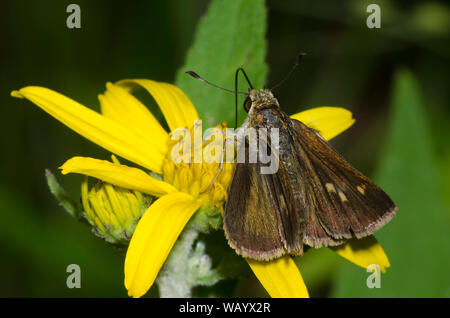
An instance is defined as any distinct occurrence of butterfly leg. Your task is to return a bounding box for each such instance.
[200,130,238,194]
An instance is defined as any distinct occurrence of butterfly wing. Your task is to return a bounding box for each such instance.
[223,138,305,261]
[224,108,397,259]
[288,118,397,248]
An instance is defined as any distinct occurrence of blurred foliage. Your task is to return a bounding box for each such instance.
[0,0,449,297]
[175,0,267,127]
[331,70,450,297]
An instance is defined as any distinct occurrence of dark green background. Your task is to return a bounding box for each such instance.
[0,0,449,297]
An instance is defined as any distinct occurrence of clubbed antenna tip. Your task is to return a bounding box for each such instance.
[271,52,307,90]
[184,71,248,95]
[185,71,201,80]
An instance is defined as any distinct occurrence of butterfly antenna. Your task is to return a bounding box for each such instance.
[271,53,306,91]
[234,68,254,129]
[185,71,247,95]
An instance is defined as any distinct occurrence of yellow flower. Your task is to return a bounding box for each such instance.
[12,79,391,298]
[80,156,153,244]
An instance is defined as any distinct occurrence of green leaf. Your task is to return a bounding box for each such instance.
[0,186,126,297]
[45,169,81,219]
[175,0,267,127]
[331,69,450,297]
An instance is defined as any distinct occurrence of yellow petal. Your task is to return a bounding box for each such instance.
[290,107,355,141]
[116,79,199,131]
[12,86,164,173]
[331,236,391,273]
[99,82,168,155]
[247,256,309,298]
[60,156,176,197]
[124,193,201,298]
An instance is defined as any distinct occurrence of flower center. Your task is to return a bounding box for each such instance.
[162,123,236,209]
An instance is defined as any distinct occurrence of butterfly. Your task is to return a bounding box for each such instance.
[186,64,397,261]
[223,87,397,261]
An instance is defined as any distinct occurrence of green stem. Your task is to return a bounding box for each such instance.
[156,225,199,298]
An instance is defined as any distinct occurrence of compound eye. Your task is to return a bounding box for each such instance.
[243,96,252,113]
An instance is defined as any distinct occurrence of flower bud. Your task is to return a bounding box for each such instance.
[81,177,152,245]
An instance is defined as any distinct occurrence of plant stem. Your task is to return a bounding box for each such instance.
[156,225,198,298]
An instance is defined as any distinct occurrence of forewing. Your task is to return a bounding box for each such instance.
[289,118,397,248]
[223,138,304,261]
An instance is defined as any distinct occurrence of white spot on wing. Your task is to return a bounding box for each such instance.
[357,185,366,195]
[326,183,336,193]
[338,191,348,202]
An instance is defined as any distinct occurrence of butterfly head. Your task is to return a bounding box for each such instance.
[244,89,280,113]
